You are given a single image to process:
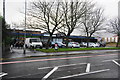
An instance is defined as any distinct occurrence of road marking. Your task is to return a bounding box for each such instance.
[42,67,58,80]
[38,63,86,70]
[102,59,119,62]
[0,72,8,77]
[0,54,117,65]
[53,69,110,80]
[58,62,86,68]
[86,63,90,72]
[112,60,120,67]
[38,67,52,70]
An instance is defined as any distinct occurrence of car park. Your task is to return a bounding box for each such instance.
[68,42,80,48]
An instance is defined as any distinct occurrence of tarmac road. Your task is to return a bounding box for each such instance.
[1,50,120,80]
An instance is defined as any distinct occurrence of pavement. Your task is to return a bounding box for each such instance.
[2,48,120,59]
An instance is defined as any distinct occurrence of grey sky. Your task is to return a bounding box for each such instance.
[0,0,119,24]
[0,0,119,37]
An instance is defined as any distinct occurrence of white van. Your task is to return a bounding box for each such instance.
[25,38,43,49]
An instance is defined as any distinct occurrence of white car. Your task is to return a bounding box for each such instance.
[88,42,100,47]
[68,42,80,48]
[25,38,43,49]
[80,42,100,47]
[51,42,66,48]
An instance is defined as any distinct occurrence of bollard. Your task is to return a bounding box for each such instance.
[54,43,58,50]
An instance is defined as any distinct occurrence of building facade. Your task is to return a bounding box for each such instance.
[102,35,118,43]
[10,29,97,44]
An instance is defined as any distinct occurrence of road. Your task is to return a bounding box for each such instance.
[1,50,120,80]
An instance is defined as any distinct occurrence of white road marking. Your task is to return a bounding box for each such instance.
[53,69,110,80]
[102,59,119,62]
[38,63,86,70]
[58,63,86,68]
[42,67,58,80]
[112,60,120,67]
[86,63,90,72]
[38,67,52,70]
[0,72,8,77]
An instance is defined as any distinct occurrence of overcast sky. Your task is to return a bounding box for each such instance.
[0,0,119,24]
[0,0,120,37]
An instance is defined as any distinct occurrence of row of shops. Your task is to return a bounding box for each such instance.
[10,29,97,44]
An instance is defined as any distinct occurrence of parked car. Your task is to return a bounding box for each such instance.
[89,42,100,47]
[51,42,66,48]
[99,42,106,47]
[14,41,24,48]
[24,38,43,49]
[80,42,100,47]
[68,42,80,48]
[80,42,87,47]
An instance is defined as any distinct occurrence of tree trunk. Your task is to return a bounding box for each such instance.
[46,34,52,49]
[116,34,120,47]
[66,36,69,48]
[86,33,89,48]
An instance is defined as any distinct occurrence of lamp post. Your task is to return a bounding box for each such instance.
[23,0,27,54]
[3,0,5,19]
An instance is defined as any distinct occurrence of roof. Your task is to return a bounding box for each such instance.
[69,36,95,39]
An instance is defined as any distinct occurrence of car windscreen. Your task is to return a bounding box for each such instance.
[30,39,40,43]
[74,42,79,44]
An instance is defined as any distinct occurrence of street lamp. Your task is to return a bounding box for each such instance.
[3,0,5,19]
[23,0,27,54]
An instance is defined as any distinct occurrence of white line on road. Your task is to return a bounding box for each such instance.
[86,63,90,72]
[38,67,52,70]
[112,60,120,67]
[102,59,119,62]
[58,63,86,68]
[42,67,58,80]
[38,63,86,70]
[53,69,110,80]
[0,72,8,77]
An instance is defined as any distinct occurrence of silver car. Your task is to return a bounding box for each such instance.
[68,42,80,48]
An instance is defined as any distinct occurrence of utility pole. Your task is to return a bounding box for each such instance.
[23,0,27,54]
[3,0,5,19]
[118,1,120,47]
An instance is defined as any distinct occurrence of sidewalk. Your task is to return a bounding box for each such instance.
[2,48,120,59]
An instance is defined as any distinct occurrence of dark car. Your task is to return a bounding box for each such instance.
[14,41,24,48]
[98,41,106,47]
[51,42,66,48]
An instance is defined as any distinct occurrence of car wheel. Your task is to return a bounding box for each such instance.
[25,45,28,48]
[40,47,42,49]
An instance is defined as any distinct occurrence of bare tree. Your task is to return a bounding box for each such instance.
[80,3,105,47]
[49,2,64,32]
[107,18,120,47]
[57,0,88,47]
[27,0,64,49]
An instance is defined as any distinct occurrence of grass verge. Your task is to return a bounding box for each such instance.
[36,47,120,53]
